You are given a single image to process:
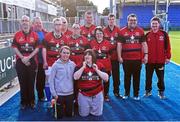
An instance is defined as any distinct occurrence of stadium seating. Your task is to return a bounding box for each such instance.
[119,4,180,29]
[168,4,180,28]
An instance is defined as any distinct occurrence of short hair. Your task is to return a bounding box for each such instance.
[59,45,71,53]
[21,15,30,21]
[72,23,80,29]
[85,10,92,15]
[108,13,115,19]
[59,16,68,25]
[127,13,137,21]
[94,26,104,35]
[151,16,161,23]
[94,26,104,40]
[33,16,42,23]
[84,49,97,64]
[53,18,62,24]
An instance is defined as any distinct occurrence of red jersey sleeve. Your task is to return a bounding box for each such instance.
[12,32,19,48]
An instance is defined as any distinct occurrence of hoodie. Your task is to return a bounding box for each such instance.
[49,59,76,96]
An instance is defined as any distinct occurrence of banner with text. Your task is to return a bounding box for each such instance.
[0,47,16,87]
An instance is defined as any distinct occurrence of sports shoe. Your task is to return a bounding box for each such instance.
[39,97,47,102]
[158,91,166,99]
[104,95,110,102]
[30,103,35,109]
[133,96,140,101]
[20,104,26,110]
[123,95,129,100]
[114,93,123,99]
[144,91,152,97]
[47,102,52,108]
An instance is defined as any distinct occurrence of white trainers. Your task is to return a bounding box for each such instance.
[158,91,166,99]
[144,91,152,97]
[133,96,140,101]
[123,96,129,100]
[104,95,110,102]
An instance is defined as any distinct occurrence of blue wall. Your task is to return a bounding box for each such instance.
[119,4,180,29]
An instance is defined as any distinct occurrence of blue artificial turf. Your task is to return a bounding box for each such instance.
[0,62,180,121]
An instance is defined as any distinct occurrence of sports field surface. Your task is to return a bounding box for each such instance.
[169,31,180,64]
[0,31,179,121]
[0,62,180,121]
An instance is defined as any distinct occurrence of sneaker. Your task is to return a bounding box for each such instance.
[114,93,123,99]
[144,91,152,97]
[30,103,35,109]
[104,95,110,102]
[39,97,47,102]
[123,95,129,100]
[158,91,166,99]
[133,96,140,101]
[20,104,26,110]
[47,101,53,108]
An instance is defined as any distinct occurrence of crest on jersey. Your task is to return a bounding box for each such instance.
[124,32,128,36]
[104,33,108,37]
[19,37,24,42]
[56,43,60,48]
[110,37,114,41]
[60,40,64,44]
[130,35,135,40]
[30,37,34,42]
[102,46,107,50]
[75,42,79,47]
[98,48,101,53]
[80,40,83,44]
[92,30,95,34]
[115,33,118,37]
[88,71,93,77]
[81,31,86,35]
[135,32,140,36]
[25,43,29,51]
[159,36,164,41]
[50,39,55,43]
[88,33,91,38]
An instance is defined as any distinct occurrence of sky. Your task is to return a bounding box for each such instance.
[89,0,110,13]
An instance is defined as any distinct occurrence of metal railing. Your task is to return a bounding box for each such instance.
[0,17,86,35]
[0,39,12,48]
[0,18,54,34]
[0,18,20,34]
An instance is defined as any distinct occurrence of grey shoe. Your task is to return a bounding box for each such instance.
[158,91,166,99]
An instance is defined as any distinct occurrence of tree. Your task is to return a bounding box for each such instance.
[56,0,96,17]
[102,7,110,16]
